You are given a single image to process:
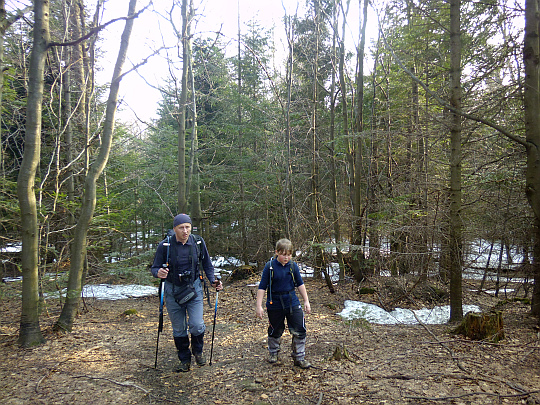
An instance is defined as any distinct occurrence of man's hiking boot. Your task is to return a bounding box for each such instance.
[175,361,191,372]
[194,352,206,366]
[268,353,278,364]
[294,358,311,369]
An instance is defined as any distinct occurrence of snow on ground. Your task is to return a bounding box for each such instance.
[0,252,504,322]
[337,300,482,325]
[81,284,158,300]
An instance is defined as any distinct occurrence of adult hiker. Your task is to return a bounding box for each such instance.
[255,238,312,369]
[151,213,223,372]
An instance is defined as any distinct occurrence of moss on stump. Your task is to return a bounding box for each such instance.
[453,311,504,343]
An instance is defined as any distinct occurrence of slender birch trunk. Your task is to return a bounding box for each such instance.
[55,0,138,332]
[16,0,49,347]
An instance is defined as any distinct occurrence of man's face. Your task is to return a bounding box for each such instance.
[174,223,191,243]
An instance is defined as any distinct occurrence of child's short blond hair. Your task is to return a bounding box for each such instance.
[275,238,293,255]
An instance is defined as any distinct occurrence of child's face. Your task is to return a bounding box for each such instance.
[276,250,292,265]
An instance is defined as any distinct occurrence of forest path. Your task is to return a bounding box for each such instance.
[0,276,539,404]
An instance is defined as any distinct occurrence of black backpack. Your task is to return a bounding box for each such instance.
[163,231,210,304]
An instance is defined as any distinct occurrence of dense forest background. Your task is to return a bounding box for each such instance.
[0,0,538,347]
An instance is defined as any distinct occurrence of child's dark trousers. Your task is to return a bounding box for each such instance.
[267,305,307,360]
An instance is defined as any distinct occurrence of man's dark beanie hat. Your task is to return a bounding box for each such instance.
[173,213,192,227]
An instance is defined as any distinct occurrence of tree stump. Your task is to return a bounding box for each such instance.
[230,265,256,280]
[453,311,504,342]
[329,345,354,362]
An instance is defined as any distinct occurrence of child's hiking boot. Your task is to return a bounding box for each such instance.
[175,361,191,372]
[194,352,206,366]
[294,358,311,369]
[268,353,278,364]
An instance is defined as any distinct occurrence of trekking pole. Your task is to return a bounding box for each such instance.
[155,238,170,369]
[154,277,165,369]
[209,276,221,366]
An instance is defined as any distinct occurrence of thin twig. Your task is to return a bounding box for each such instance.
[411,311,468,372]
[71,375,150,394]
[404,389,540,401]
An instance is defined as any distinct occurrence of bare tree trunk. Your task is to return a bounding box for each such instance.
[311,0,323,277]
[65,0,87,218]
[448,0,463,322]
[351,0,369,279]
[188,92,200,228]
[283,14,295,238]
[524,0,540,317]
[177,0,189,214]
[236,9,248,265]
[330,0,345,280]
[16,0,49,347]
[55,0,138,332]
[0,0,6,180]
[187,0,202,234]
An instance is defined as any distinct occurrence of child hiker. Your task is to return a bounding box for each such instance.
[255,238,312,369]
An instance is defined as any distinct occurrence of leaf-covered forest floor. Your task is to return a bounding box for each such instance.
[1,273,540,405]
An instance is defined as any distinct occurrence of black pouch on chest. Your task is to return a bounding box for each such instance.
[173,282,196,305]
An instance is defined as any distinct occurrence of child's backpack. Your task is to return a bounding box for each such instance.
[267,258,298,305]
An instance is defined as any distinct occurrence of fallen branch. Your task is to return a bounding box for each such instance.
[404,389,540,401]
[412,312,469,373]
[71,374,150,395]
[422,339,540,348]
[413,313,537,396]
[35,345,103,393]
[368,374,418,380]
[70,374,171,403]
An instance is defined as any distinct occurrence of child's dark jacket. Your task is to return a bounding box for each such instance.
[259,258,304,310]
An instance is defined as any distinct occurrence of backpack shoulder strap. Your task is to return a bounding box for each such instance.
[267,259,274,304]
[290,261,298,287]
[162,235,171,266]
[191,234,204,261]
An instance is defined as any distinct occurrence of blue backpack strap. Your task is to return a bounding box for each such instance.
[268,259,274,305]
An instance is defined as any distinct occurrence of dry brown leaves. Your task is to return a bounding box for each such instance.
[0,276,539,404]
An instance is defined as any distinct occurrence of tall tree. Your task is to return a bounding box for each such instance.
[330,0,346,280]
[448,0,463,321]
[187,1,202,232]
[55,0,139,332]
[16,0,49,347]
[351,0,369,278]
[524,0,540,318]
[177,0,189,214]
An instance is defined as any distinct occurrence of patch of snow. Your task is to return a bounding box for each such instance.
[484,288,515,295]
[2,276,22,283]
[81,284,158,300]
[0,243,22,253]
[213,256,242,268]
[337,300,481,325]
